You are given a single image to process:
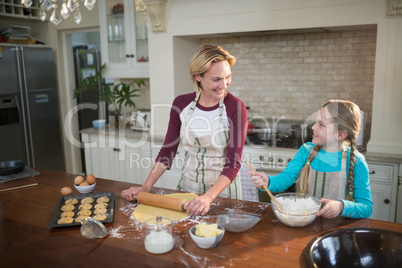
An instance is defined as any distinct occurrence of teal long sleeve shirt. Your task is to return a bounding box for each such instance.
[268,143,373,218]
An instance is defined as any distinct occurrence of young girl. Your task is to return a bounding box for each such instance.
[249,100,372,218]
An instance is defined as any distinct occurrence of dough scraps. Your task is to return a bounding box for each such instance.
[133,192,198,223]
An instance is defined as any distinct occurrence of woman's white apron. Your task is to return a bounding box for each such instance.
[177,92,241,199]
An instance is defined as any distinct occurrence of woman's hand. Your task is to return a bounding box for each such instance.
[121,186,148,201]
[317,198,344,218]
[184,194,213,216]
[248,171,270,189]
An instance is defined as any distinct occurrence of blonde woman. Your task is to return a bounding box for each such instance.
[250,100,372,218]
[122,44,248,216]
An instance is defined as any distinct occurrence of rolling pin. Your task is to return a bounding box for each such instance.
[135,192,188,212]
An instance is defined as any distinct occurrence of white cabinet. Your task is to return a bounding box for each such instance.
[367,162,399,222]
[82,132,151,184]
[151,144,184,190]
[98,0,149,78]
[0,0,40,19]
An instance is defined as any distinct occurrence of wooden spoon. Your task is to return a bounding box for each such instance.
[246,161,284,212]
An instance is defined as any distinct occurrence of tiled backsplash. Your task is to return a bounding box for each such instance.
[201,30,376,127]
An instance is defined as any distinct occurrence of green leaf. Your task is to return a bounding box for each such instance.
[72,63,144,113]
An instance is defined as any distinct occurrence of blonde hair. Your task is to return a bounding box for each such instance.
[189,44,236,93]
[296,100,361,201]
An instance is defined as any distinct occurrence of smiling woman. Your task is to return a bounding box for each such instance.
[121,44,248,216]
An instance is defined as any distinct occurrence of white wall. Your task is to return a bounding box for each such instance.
[51,4,101,173]
[147,0,402,154]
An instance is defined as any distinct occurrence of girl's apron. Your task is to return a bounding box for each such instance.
[306,150,349,200]
[177,92,242,199]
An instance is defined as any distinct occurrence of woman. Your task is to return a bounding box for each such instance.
[122,44,248,216]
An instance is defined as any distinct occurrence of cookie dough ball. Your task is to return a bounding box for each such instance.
[94,203,108,209]
[81,197,94,204]
[78,210,92,216]
[79,203,93,210]
[61,204,75,211]
[58,217,73,224]
[96,197,110,203]
[93,214,107,221]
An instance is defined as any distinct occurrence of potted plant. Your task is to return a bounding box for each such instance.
[73,63,145,128]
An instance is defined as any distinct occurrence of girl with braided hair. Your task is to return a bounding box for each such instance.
[249,100,372,219]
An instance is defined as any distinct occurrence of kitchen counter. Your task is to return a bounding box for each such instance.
[0,169,401,267]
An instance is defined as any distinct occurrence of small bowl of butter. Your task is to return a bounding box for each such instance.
[189,222,225,249]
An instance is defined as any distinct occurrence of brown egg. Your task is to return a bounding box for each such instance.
[61,187,72,195]
[87,174,96,185]
[74,176,84,185]
[79,181,90,186]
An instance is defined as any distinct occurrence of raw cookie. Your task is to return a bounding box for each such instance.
[60,211,75,218]
[133,193,198,223]
[93,214,107,221]
[94,203,108,209]
[96,197,110,203]
[65,198,79,205]
[57,217,73,224]
[61,204,75,211]
[78,210,92,216]
[94,208,107,215]
[79,203,93,210]
[75,216,88,223]
[81,197,94,204]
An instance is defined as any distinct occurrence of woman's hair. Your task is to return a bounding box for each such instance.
[296,100,362,201]
[189,44,236,93]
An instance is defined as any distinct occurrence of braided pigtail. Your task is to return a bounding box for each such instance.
[346,138,357,201]
[296,145,322,194]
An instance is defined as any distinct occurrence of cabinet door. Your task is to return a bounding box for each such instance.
[151,144,184,190]
[83,134,121,181]
[120,141,152,184]
[370,183,392,221]
[367,162,398,222]
[99,0,149,78]
[119,146,142,183]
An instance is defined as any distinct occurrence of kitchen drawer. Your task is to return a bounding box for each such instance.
[367,163,394,183]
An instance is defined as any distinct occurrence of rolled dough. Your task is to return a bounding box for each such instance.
[133,192,198,223]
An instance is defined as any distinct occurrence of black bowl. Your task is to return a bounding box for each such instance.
[0,160,26,176]
[303,227,402,268]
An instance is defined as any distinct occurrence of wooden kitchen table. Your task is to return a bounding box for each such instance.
[0,169,401,268]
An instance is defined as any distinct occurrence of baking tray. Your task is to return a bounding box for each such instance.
[48,192,115,228]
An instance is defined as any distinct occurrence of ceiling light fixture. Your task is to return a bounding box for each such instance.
[21,0,96,25]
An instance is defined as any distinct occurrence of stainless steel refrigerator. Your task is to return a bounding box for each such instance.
[0,45,65,172]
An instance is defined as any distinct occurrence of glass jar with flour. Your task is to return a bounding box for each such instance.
[142,217,175,254]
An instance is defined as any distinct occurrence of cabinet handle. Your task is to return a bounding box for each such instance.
[384,199,390,204]
[126,54,130,58]
[369,170,375,174]
[130,54,135,58]
[113,148,120,152]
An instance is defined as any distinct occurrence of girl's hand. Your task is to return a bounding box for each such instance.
[248,171,270,189]
[317,198,344,218]
[121,186,147,201]
[184,195,213,216]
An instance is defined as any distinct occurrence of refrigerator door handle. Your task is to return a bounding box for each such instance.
[19,47,35,168]
[15,47,32,167]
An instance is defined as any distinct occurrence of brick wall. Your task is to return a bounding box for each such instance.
[201,30,376,127]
